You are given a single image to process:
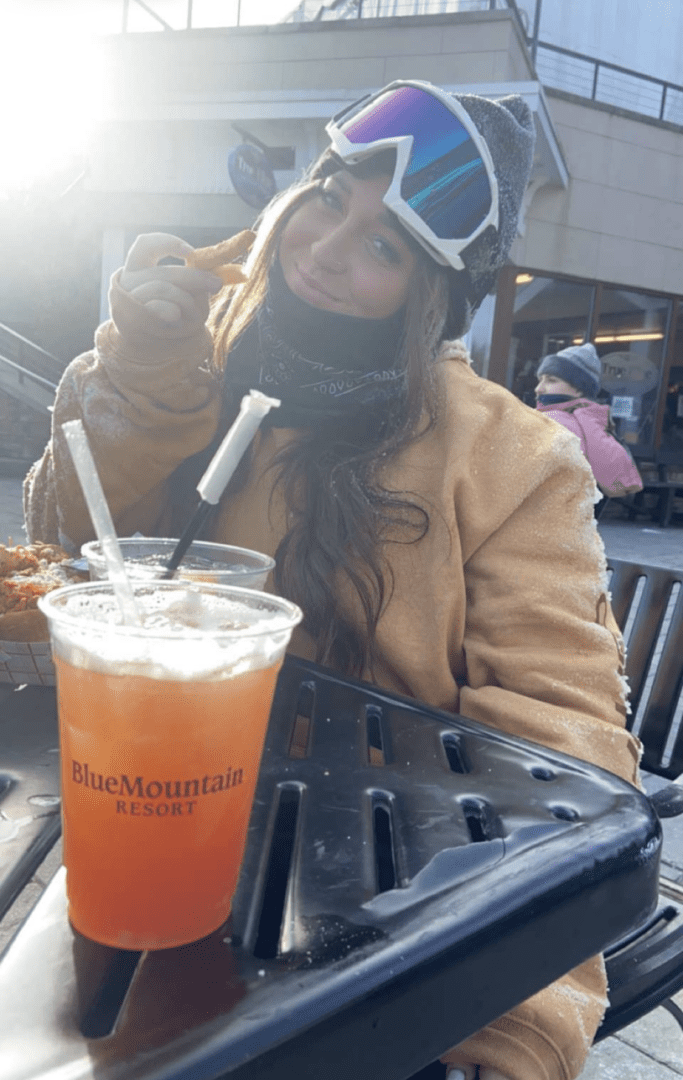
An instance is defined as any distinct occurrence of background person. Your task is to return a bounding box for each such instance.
[535,342,643,498]
[23,81,641,1080]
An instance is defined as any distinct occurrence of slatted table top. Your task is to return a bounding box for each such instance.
[0,656,661,1080]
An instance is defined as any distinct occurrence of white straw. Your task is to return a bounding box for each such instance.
[62,421,142,626]
[197,390,280,505]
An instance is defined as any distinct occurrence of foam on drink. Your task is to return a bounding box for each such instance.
[45,583,298,681]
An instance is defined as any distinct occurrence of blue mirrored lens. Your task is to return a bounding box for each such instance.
[341,85,492,241]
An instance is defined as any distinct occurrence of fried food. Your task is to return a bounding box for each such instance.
[186,230,256,288]
[0,542,86,642]
[0,608,49,643]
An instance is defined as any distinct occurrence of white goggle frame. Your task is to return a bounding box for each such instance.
[326,80,500,272]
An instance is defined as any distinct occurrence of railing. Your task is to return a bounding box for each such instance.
[534,40,683,127]
[115,0,683,128]
[0,322,60,412]
[118,0,523,32]
[284,0,523,21]
[0,323,63,387]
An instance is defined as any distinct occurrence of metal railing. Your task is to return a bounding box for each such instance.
[115,0,683,128]
[0,323,62,387]
[119,0,523,32]
[284,0,523,20]
[535,40,683,127]
[0,322,60,412]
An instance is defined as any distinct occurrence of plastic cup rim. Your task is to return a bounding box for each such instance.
[80,537,276,575]
[37,580,303,640]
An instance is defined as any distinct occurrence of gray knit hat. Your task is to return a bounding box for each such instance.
[537,343,602,399]
[455,93,536,308]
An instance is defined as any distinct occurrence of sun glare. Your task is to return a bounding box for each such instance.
[0,0,300,196]
[0,6,104,196]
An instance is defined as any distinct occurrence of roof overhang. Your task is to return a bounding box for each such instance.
[108,80,568,223]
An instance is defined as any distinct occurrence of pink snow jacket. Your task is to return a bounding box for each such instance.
[536,398,643,497]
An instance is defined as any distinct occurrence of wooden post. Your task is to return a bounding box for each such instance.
[488,265,517,387]
[589,283,602,344]
[654,299,679,458]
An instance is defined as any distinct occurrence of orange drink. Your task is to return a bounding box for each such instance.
[39,581,302,950]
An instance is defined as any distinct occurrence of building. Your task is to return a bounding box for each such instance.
[1,0,683,470]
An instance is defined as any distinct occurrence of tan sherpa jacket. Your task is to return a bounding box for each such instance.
[24,275,642,1080]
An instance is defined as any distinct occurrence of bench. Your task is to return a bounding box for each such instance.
[623,462,683,527]
[403,554,683,1068]
[597,557,683,1037]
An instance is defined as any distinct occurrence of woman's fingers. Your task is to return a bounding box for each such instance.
[127,279,212,325]
[119,233,224,325]
[123,232,195,272]
[446,1067,511,1080]
[141,299,185,324]
[120,265,223,298]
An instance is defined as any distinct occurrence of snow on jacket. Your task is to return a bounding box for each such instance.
[24,274,642,1080]
[536,398,643,497]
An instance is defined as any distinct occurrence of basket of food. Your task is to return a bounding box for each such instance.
[0,543,87,685]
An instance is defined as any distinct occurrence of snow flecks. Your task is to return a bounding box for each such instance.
[617,672,632,716]
[549,976,608,1053]
[81,381,132,440]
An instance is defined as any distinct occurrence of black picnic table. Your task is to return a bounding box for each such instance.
[0,655,661,1080]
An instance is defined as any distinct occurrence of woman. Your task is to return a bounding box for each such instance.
[24,82,641,1080]
[535,342,643,497]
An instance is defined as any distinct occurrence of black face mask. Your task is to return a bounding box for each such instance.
[223,259,407,429]
[537,393,579,406]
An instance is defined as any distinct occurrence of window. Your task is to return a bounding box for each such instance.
[507,275,594,406]
[595,288,671,456]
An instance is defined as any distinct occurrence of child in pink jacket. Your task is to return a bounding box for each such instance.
[535,343,643,497]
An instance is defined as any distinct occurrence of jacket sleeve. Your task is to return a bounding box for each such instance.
[442,425,641,1080]
[459,432,638,783]
[24,272,222,550]
[573,413,643,497]
[442,956,609,1080]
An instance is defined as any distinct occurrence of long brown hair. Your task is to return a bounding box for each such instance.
[208,154,453,676]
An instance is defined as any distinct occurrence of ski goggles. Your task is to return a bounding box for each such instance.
[325,81,499,272]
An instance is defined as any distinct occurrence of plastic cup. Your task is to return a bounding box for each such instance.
[38,580,302,950]
[81,538,275,590]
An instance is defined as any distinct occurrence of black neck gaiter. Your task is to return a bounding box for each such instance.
[223,259,407,429]
[537,393,579,407]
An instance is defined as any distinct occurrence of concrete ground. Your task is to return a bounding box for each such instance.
[2,477,683,1075]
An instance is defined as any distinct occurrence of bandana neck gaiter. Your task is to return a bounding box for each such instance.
[223,258,407,429]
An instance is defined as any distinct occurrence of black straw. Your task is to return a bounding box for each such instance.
[161,501,214,580]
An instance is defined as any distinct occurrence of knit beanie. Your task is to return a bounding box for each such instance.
[455,93,536,309]
[537,343,602,399]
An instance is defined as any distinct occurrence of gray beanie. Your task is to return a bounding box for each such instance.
[455,93,536,308]
[537,343,602,399]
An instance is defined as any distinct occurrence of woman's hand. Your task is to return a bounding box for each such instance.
[119,233,223,327]
[447,1067,513,1080]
